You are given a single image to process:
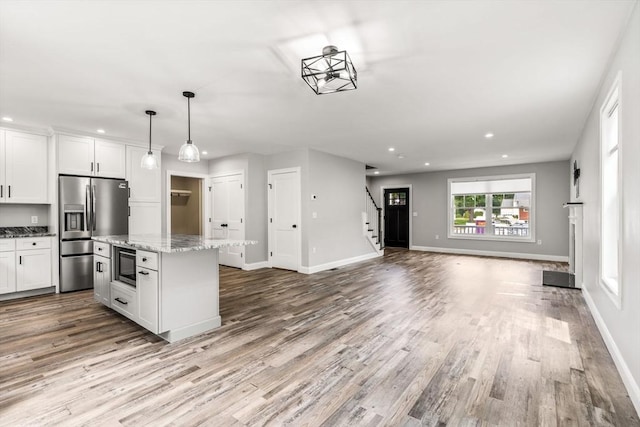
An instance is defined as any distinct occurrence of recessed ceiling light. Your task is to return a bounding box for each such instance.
[501,154,508,158]
[374,171,380,175]
[388,147,395,152]
[397,155,405,159]
[424,162,430,166]
[485,132,494,139]
[96,129,106,134]
[202,151,208,155]
[2,117,13,122]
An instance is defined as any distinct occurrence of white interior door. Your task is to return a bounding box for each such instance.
[268,168,300,271]
[210,172,244,268]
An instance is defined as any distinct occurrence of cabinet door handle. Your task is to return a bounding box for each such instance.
[0,185,3,198]
[96,261,101,272]
[19,256,22,265]
[97,163,100,173]
[91,162,94,172]
[138,270,149,275]
[7,185,10,198]
[114,297,128,305]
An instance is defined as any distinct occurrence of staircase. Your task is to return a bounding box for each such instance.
[364,187,384,253]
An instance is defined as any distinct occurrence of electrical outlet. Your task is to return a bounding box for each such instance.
[31,216,38,224]
[413,212,418,217]
[312,212,317,219]
[435,234,439,240]
[537,239,542,245]
[312,247,316,254]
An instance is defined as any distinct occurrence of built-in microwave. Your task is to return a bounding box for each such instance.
[114,246,136,287]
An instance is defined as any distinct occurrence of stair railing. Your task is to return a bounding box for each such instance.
[365,187,383,249]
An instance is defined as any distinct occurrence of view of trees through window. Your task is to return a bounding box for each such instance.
[452,192,531,237]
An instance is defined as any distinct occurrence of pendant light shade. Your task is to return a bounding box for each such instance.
[178,91,200,162]
[141,110,159,170]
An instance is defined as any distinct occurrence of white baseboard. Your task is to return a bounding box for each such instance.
[582,286,640,416]
[299,251,381,275]
[410,245,569,262]
[242,261,269,271]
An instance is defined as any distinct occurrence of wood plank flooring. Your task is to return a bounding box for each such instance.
[1,249,638,426]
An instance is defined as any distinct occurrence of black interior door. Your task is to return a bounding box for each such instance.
[384,188,409,248]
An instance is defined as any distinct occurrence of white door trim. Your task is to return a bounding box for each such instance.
[379,184,413,249]
[166,170,208,235]
[267,167,302,272]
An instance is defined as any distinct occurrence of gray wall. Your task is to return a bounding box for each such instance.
[208,153,267,264]
[0,205,50,227]
[307,149,373,266]
[369,161,570,258]
[571,2,640,408]
[265,148,375,268]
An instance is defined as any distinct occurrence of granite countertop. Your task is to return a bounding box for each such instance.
[92,234,257,253]
[0,226,57,239]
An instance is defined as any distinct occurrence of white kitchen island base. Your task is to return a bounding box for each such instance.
[92,234,255,343]
[158,249,222,343]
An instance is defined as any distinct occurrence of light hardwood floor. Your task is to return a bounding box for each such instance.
[1,249,638,426]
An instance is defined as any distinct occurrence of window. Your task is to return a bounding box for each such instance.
[600,75,621,302]
[387,192,407,206]
[448,174,535,241]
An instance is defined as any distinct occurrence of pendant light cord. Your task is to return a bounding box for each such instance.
[148,113,152,152]
[187,96,191,142]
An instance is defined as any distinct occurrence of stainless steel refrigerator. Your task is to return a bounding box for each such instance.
[59,176,129,292]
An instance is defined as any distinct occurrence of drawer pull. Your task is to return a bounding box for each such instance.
[114,297,128,305]
[138,270,149,275]
[98,247,103,251]
[142,257,148,262]
[32,242,37,246]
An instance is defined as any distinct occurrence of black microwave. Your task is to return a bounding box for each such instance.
[115,246,136,287]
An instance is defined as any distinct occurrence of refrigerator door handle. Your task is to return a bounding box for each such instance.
[92,185,97,231]
[85,185,91,231]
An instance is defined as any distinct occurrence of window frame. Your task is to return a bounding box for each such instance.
[447,173,536,243]
[599,72,623,308]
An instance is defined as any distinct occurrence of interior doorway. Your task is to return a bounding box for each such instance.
[268,167,301,271]
[170,175,203,235]
[209,171,245,268]
[384,187,410,248]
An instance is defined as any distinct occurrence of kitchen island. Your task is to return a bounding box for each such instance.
[92,234,256,342]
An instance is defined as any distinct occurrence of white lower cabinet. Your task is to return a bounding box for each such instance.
[0,250,16,294]
[16,249,51,291]
[137,266,159,333]
[94,256,111,306]
[106,248,160,334]
[111,281,137,321]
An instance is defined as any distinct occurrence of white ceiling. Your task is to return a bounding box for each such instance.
[0,0,635,174]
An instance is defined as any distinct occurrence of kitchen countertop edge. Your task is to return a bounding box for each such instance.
[92,234,257,253]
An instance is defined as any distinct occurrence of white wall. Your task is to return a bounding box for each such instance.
[571,1,640,413]
[369,161,570,260]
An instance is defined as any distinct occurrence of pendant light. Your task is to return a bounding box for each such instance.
[178,91,200,162]
[140,110,159,169]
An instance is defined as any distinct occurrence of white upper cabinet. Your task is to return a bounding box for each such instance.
[58,134,125,179]
[0,130,48,203]
[94,139,125,178]
[126,145,161,202]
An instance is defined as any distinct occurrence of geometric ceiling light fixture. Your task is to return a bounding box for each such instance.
[301,45,357,95]
[140,110,159,170]
[178,91,200,162]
